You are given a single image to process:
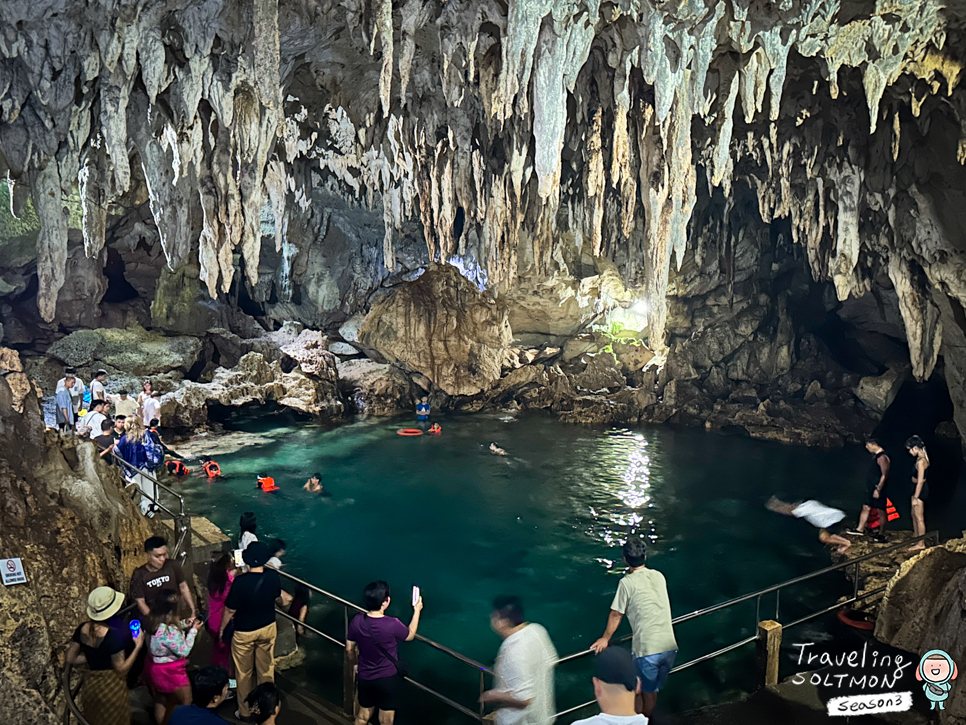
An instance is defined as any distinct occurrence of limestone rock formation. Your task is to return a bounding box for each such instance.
[337,359,414,417]
[1,0,966,444]
[875,536,966,722]
[0,349,155,724]
[359,265,512,396]
[161,352,343,428]
[854,367,909,414]
[46,325,203,378]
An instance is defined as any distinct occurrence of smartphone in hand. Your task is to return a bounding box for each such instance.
[129,620,141,638]
[411,585,420,607]
[233,549,244,568]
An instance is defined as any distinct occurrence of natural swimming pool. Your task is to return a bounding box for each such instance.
[174,410,872,722]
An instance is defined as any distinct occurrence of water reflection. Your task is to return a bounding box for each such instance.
[587,430,660,556]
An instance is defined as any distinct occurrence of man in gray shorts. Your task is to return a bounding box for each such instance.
[590,537,677,717]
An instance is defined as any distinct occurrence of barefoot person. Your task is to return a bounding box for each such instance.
[489,443,507,457]
[767,497,851,554]
[846,439,890,541]
[906,435,930,551]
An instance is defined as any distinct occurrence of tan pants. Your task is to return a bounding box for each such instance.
[231,622,277,717]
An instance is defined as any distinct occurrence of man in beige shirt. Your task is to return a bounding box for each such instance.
[591,537,676,717]
[111,389,139,418]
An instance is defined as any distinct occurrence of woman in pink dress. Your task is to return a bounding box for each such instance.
[144,591,202,723]
[207,553,236,671]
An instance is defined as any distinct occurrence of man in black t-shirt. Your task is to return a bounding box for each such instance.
[129,536,196,619]
[219,541,291,720]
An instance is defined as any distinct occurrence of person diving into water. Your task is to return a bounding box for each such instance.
[766,497,852,554]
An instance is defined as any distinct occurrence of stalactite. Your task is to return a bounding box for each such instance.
[888,254,943,381]
[371,0,394,118]
[32,161,68,322]
[78,142,108,259]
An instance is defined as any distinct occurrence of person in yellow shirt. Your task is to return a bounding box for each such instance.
[112,390,139,418]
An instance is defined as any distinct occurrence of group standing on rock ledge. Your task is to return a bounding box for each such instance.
[766,435,934,555]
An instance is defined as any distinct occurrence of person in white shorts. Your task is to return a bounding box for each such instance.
[572,647,648,725]
[767,497,851,554]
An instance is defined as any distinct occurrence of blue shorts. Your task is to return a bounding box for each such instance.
[635,650,676,692]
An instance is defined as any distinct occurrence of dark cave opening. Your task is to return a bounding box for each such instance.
[101,246,139,303]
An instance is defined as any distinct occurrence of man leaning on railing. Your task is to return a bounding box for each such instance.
[590,537,677,719]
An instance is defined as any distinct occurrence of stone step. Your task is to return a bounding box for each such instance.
[157,515,230,566]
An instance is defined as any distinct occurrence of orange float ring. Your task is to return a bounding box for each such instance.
[397,428,424,436]
[837,608,874,631]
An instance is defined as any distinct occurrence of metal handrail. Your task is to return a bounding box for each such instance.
[109,451,186,516]
[276,568,494,722]
[108,450,192,564]
[552,530,939,718]
[62,661,92,725]
[277,569,494,675]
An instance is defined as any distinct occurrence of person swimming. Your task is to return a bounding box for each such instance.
[767,496,851,554]
[256,473,280,492]
[489,442,507,457]
[303,473,323,493]
[428,423,442,435]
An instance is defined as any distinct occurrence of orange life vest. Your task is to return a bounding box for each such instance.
[165,460,189,476]
[203,461,222,477]
[258,476,279,492]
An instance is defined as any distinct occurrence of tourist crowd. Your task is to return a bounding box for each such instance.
[51,367,168,516]
[69,525,671,725]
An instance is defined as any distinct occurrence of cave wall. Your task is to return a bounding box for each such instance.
[1,1,966,443]
[0,349,156,724]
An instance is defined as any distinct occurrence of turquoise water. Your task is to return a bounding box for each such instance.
[174,411,869,722]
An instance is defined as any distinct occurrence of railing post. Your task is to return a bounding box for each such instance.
[479,669,486,722]
[343,604,355,717]
[852,561,860,602]
[756,620,782,687]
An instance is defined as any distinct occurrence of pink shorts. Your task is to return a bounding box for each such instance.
[143,657,189,694]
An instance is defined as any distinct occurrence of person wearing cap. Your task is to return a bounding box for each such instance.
[572,647,647,725]
[219,541,292,721]
[129,536,196,620]
[590,538,676,717]
[480,595,557,725]
[66,586,145,724]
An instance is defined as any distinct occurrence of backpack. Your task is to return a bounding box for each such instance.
[82,390,92,407]
[143,432,164,469]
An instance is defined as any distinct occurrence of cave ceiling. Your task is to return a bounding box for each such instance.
[1,0,966,378]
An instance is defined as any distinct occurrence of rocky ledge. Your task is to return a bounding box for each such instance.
[25,263,900,448]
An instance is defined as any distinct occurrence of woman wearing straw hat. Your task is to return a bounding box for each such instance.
[66,587,145,725]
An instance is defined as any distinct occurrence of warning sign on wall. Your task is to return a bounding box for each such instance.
[1,558,26,586]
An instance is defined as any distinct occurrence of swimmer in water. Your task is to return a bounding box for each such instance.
[489,442,507,457]
[303,473,323,493]
[767,496,852,554]
[256,473,279,492]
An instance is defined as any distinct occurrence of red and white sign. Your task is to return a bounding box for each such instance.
[1,558,26,586]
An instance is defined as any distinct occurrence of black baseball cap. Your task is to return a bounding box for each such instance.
[595,647,638,691]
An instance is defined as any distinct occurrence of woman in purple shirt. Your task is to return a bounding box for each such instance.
[346,581,423,725]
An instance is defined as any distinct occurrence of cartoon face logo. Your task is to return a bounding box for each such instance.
[916,650,958,710]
